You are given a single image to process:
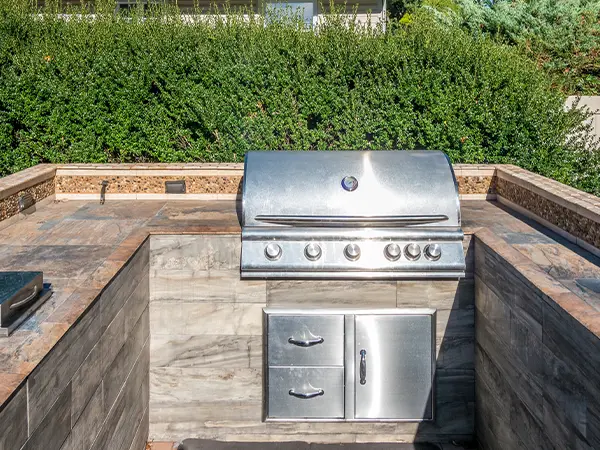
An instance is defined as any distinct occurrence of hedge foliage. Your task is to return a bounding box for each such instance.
[455,0,600,95]
[0,2,599,194]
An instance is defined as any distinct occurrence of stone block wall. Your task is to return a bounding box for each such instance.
[148,234,476,444]
[0,240,150,450]
[474,232,600,449]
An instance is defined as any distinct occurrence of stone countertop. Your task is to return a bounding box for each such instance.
[0,199,598,410]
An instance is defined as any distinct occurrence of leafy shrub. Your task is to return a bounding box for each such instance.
[0,1,599,194]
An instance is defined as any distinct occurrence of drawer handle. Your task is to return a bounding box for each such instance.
[287,336,324,347]
[360,349,367,385]
[10,285,39,310]
[288,389,324,399]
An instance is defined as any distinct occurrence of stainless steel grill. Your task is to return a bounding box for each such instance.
[240,150,465,279]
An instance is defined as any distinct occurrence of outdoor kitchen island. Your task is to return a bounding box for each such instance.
[0,163,599,450]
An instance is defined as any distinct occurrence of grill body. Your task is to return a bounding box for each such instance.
[241,150,465,279]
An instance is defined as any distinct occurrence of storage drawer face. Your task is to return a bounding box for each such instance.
[268,315,344,366]
[267,367,344,419]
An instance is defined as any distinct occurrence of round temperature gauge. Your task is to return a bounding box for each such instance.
[341,176,358,192]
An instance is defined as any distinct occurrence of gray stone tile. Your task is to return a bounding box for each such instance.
[59,435,73,450]
[153,408,460,443]
[500,231,557,245]
[475,281,511,347]
[71,340,102,424]
[101,247,148,332]
[101,268,148,376]
[150,235,240,271]
[71,383,103,450]
[542,300,600,392]
[27,298,103,432]
[267,280,396,307]
[149,401,262,427]
[150,367,262,405]
[436,308,474,339]
[101,305,126,375]
[129,407,149,450]
[125,273,149,331]
[22,386,71,450]
[151,269,265,303]
[463,234,474,276]
[474,237,486,277]
[0,245,114,279]
[436,335,474,370]
[510,391,543,450]
[29,219,146,246]
[418,370,474,436]
[104,308,149,413]
[475,417,499,450]
[514,243,600,280]
[397,280,473,310]
[543,396,588,449]
[0,383,27,450]
[510,312,543,384]
[475,312,542,417]
[151,334,262,369]
[67,201,166,221]
[92,339,149,450]
[560,278,600,312]
[150,302,263,336]
[475,369,513,450]
[474,247,519,307]
[542,343,587,436]
[587,402,600,450]
[475,345,511,415]
[511,278,543,339]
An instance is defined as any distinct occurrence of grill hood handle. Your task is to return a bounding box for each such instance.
[254,215,449,227]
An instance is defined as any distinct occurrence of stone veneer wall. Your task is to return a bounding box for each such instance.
[0,165,56,223]
[474,231,600,449]
[0,240,150,450]
[495,166,600,255]
[54,164,497,199]
[148,234,475,444]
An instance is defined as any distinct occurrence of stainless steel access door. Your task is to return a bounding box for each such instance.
[354,314,434,420]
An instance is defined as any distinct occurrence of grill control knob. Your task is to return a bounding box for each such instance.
[425,243,442,261]
[264,243,282,261]
[404,243,421,260]
[384,243,401,261]
[304,243,322,261]
[344,243,361,261]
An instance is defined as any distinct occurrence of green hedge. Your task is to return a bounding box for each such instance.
[0,2,599,194]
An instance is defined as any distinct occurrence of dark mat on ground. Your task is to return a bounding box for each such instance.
[181,440,443,450]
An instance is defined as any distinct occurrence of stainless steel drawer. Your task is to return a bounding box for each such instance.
[267,367,344,419]
[267,315,344,366]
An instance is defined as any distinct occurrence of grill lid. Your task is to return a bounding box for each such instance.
[241,150,465,279]
[242,150,460,229]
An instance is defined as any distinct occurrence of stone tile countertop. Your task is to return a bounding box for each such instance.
[0,199,598,410]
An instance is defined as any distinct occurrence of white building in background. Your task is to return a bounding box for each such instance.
[37,0,387,27]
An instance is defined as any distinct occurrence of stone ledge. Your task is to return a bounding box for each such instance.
[0,165,56,201]
[474,227,600,340]
[495,168,600,252]
[2,162,599,256]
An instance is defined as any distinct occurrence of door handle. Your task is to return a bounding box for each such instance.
[360,349,367,385]
[288,336,324,347]
[10,285,39,310]
[288,389,324,399]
